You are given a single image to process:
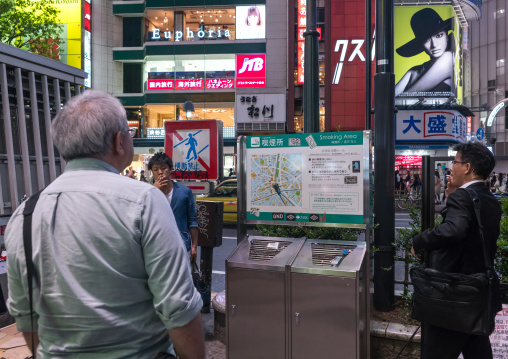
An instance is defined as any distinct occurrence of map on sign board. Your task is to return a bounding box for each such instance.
[244,131,369,227]
[250,153,303,207]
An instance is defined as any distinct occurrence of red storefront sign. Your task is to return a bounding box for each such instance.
[395,155,422,169]
[236,78,266,88]
[84,1,91,32]
[148,79,174,89]
[206,78,234,89]
[236,54,266,78]
[327,0,375,131]
[176,79,204,89]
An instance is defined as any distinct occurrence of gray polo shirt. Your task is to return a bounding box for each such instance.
[5,158,202,358]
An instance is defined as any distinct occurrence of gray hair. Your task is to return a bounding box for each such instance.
[51,90,128,161]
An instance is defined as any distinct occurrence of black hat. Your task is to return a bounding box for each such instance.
[396,8,453,58]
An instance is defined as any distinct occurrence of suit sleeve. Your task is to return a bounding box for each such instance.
[412,189,472,252]
[186,188,198,229]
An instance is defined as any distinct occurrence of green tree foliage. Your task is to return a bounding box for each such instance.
[256,224,364,241]
[0,0,62,50]
[495,197,508,282]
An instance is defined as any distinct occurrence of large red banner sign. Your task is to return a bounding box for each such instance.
[328,0,375,132]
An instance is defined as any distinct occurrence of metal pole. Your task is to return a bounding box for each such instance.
[303,0,320,133]
[365,0,372,130]
[421,156,433,231]
[373,0,395,311]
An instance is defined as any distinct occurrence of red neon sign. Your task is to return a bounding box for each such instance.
[176,79,204,89]
[148,79,174,89]
[84,2,91,32]
[236,54,266,78]
[236,78,266,88]
[206,79,234,89]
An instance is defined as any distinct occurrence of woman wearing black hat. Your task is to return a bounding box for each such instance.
[395,8,454,97]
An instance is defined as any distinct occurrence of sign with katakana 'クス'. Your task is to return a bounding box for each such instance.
[164,120,222,181]
[395,109,467,143]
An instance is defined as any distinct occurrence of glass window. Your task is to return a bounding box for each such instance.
[144,8,236,43]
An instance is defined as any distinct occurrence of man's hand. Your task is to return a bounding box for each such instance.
[190,246,197,262]
[445,176,458,197]
[126,166,136,179]
[411,246,421,261]
[154,175,169,192]
[168,313,205,359]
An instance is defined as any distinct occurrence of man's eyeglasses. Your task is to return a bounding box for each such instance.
[126,128,136,138]
[452,160,467,165]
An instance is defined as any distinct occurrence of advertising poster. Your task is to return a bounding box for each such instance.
[27,0,83,69]
[394,6,463,102]
[235,5,266,39]
[245,132,368,226]
[395,109,467,142]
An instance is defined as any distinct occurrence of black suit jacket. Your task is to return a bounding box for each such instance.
[412,182,501,274]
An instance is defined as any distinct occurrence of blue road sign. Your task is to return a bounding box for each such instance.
[476,128,485,141]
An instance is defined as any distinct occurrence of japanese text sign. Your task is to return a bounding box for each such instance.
[235,94,286,123]
[164,120,221,181]
[242,131,370,227]
[395,109,467,143]
[148,79,174,90]
[206,79,234,89]
[176,79,204,89]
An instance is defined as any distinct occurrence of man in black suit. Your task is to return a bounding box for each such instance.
[411,142,502,359]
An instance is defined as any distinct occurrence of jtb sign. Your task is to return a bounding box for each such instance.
[164,120,222,181]
[395,109,467,142]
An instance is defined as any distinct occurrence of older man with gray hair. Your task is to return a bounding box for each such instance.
[4,90,205,358]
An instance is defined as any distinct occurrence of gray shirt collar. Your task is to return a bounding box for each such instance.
[64,158,120,174]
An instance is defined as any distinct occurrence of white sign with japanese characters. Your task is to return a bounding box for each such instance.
[395,109,467,143]
[235,94,286,123]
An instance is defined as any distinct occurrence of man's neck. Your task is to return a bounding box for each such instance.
[162,180,174,195]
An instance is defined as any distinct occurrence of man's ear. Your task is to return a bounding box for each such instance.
[113,132,125,156]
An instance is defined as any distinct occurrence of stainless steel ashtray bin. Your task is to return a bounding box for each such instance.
[288,239,368,359]
[226,236,305,359]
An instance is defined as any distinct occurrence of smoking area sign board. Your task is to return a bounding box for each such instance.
[164,120,220,181]
[243,131,371,227]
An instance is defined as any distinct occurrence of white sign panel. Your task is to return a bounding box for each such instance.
[235,5,266,39]
[244,132,368,227]
[236,94,285,123]
[396,109,467,143]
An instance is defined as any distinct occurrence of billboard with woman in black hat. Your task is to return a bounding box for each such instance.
[394,6,461,99]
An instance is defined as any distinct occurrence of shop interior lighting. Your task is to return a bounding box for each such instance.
[164,13,168,24]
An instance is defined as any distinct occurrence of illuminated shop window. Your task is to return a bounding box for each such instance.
[144,55,236,90]
[144,8,236,43]
[144,103,234,133]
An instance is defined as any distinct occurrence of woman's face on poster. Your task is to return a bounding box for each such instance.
[423,31,448,59]
[248,14,259,26]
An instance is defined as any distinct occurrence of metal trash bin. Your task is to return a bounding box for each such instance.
[226,236,305,359]
[288,239,368,359]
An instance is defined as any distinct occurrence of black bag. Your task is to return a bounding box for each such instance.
[410,188,502,336]
[192,261,211,308]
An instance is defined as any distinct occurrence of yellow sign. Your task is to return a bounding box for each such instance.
[394,6,463,104]
[29,0,82,69]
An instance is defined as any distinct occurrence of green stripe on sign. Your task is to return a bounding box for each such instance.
[246,131,363,149]
[246,212,364,224]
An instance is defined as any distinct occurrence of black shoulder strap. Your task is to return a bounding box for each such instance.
[463,187,492,275]
[22,190,43,348]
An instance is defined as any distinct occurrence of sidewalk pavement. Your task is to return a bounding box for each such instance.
[203,307,226,359]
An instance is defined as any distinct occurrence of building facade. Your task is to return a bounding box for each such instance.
[467,0,508,167]
[109,0,288,176]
